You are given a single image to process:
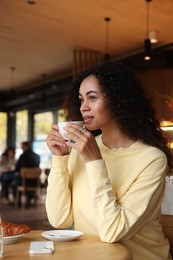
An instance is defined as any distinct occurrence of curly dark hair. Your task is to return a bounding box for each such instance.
[64,61,172,170]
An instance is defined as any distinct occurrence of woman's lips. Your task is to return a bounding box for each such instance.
[83,116,93,124]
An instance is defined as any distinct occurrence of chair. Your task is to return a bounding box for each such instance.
[39,168,50,202]
[160,214,173,257]
[44,168,50,185]
[16,167,42,207]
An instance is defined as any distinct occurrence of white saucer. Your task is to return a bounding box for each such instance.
[41,230,84,242]
[3,234,25,244]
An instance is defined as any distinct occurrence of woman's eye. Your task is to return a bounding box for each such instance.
[78,96,97,105]
[89,96,96,101]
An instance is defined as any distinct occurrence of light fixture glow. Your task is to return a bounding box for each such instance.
[144,39,151,60]
[144,0,152,60]
[161,126,173,131]
[149,29,158,43]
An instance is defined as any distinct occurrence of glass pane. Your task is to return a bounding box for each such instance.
[0,112,7,155]
[16,110,28,158]
[33,112,53,169]
[57,108,68,122]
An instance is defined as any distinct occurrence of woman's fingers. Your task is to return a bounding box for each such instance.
[63,123,88,141]
[46,124,69,155]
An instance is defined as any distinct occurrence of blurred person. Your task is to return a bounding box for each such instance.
[46,61,173,259]
[0,146,16,204]
[15,141,40,208]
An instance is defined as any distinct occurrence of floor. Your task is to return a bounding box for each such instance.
[0,194,53,231]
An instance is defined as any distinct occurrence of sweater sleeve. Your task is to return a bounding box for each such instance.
[85,155,167,243]
[45,155,73,229]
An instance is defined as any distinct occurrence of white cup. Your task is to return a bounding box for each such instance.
[0,226,3,257]
[58,121,84,140]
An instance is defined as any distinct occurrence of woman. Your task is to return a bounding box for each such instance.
[46,61,172,259]
[0,146,16,203]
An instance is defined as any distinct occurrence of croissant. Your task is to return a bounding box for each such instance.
[0,221,31,236]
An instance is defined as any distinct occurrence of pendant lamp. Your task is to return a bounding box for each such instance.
[144,0,152,60]
[104,17,111,62]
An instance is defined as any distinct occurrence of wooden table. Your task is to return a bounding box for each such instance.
[3,230,132,259]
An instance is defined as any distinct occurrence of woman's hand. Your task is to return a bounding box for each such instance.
[64,123,102,163]
[46,124,70,156]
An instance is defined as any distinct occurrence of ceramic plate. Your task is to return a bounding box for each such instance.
[3,234,25,244]
[41,230,84,242]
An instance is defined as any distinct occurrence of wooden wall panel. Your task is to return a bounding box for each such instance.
[136,69,173,121]
[73,49,103,80]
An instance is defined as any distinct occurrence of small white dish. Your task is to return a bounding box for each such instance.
[41,230,84,242]
[3,234,25,244]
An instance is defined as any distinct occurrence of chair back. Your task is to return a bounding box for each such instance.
[160,214,173,257]
[44,168,50,176]
[16,167,42,207]
[20,168,41,179]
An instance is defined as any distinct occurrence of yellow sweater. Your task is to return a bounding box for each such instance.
[46,135,171,260]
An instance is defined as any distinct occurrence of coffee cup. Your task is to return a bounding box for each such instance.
[58,121,83,140]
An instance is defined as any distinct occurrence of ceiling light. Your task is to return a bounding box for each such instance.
[149,29,158,43]
[104,17,111,62]
[144,0,152,61]
[144,39,151,60]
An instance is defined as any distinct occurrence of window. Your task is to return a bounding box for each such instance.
[16,110,28,158]
[33,112,53,169]
[0,112,7,155]
[57,108,68,122]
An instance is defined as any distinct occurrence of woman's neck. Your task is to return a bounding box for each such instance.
[101,125,136,149]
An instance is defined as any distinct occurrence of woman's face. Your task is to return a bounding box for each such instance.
[79,75,113,131]
[8,149,15,158]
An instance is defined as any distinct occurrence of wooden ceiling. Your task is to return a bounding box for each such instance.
[0,0,172,94]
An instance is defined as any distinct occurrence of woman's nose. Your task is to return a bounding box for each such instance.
[80,101,90,112]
